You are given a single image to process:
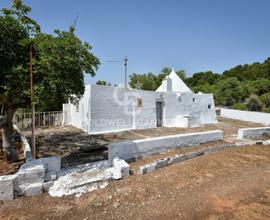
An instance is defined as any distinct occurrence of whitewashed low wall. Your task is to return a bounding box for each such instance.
[108,130,224,162]
[13,125,32,161]
[220,108,270,125]
[238,127,270,139]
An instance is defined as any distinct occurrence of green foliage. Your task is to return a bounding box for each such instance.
[260,92,270,108]
[263,107,270,113]
[129,72,159,91]
[161,67,186,80]
[0,0,100,160]
[129,67,186,91]
[0,14,30,109]
[1,1,100,112]
[1,0,40,35]
[96,80,111,86]
[33,30,99,111]
[185,71,220,88]
[214,77,242,106]
[232,103,247,111]
[185,58,270,110]
[129,59,270,112]
[246,95,262,111]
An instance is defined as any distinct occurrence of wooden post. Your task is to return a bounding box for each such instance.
[29,42,36,159]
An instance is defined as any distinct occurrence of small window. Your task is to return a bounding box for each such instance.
[208,104,211,109]
[193,98,195,102]
[137,98,142,108]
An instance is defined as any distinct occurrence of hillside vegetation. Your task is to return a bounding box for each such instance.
[129,58,270,112]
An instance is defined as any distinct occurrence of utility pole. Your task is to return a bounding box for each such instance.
[124,56,128,87]
[107,56,128,87]
[29,42,36,159]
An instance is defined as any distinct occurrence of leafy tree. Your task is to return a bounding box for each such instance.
[1,0,40,34]
[185,57,270,109]
[185,71,220,88]
[130,58,270,110]
[223,65,249,80]
[0,1,99,161]
[161,67,186,80]
[246,95,262,111]
[129,73,158,91]
[129,67,186,91]
[248,79,270,96]
[214,77,241,106]
[0,6,32,161]
[96,80,111,86]
[33,29,99,110]
[192,83,215,94]
[260,92,270,108]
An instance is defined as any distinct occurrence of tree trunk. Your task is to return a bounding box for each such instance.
[2,107,18,162]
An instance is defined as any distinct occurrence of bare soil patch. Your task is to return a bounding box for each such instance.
[0,145,269,219]
[22,117,263,167]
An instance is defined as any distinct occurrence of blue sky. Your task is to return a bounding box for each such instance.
[2,0,270,85]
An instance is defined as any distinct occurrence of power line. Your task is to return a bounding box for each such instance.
[107,56,128,87]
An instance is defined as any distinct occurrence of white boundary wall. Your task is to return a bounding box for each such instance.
[220,108,270,125]
[238,127,270,139]
[64,85,217,134]
[13,126,32,161]
[108,130,223,162]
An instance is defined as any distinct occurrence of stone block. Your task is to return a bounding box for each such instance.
[43,181,54,192]
[203,146,216,154]
[112,158,130,177]
[138,163,156,175]
[203,144,230,154]
[186,150,204,159]
[16,160,45,195]
[22,183,43,197]
[44,171,57,182]
[263,140,270,145]
[17,161,45,185]
[106,167,122,180]
[38,156,61,173]
[168,154,187,165]
[154,158,169,169]
[0,175,16,200]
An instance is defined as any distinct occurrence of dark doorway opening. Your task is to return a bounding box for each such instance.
[156,101,163,127]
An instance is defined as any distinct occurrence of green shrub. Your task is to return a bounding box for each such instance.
[260,92,270,108]
[232,103,247,110]
[246,94,262,111]
[262,107,270,113]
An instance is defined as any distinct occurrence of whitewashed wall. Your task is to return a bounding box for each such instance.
[108,130,224,161]
[62,104,71,125]
[65,85,217,134]
[163,92,217,127]
[220,108,270,125]
[90,85,134,133]
[68,85,91,133]
[132,89,160,130]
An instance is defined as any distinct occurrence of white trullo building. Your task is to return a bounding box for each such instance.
[63,69,217,134]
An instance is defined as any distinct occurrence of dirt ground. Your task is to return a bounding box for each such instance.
[0,145,269,220]
[22,116,263,167]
